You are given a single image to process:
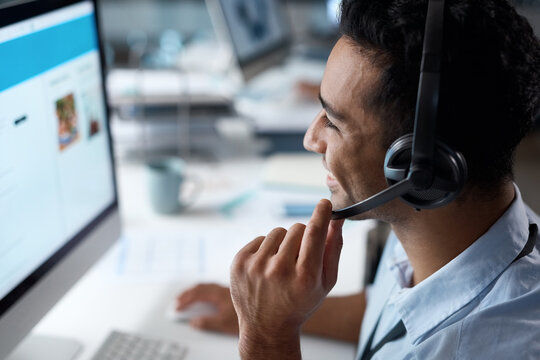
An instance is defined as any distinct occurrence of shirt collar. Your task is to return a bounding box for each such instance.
[391,185,532,344]
[385,241,413,305]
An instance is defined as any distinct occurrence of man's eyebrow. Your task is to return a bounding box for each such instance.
[318,93,347,121]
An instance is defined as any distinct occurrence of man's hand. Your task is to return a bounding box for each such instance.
[176,284,367,344]
[230,199,345,360]
[176,283,238,334]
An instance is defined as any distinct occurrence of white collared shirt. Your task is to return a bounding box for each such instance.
[357,186,540,359]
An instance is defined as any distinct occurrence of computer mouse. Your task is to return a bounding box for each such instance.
[166,301,218,322]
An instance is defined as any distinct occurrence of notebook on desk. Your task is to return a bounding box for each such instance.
[262,153,327,191]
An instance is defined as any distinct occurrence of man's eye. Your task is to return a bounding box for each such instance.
[324,116,338,130]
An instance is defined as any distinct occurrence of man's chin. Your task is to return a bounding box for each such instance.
[329,193,376,221]
[329,193,355,213]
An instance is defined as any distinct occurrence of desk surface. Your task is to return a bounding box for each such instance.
[32,157,368,359]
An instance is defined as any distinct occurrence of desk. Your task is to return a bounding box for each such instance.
[32,157,370,359]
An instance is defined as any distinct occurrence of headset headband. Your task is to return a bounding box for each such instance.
[409,0,445,190]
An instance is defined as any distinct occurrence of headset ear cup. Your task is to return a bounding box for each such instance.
[384,134,468,209]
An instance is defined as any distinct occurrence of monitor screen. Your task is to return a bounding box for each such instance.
[0,0,116,313]
[216,0,290,67]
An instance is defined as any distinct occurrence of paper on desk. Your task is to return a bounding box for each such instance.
[97,228,252,285]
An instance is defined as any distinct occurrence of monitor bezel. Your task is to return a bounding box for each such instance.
[0,0,119,319]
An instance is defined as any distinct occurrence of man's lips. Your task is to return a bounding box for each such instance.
[322,159,339,188]
[326,173,339,187]
[326,171,339,188]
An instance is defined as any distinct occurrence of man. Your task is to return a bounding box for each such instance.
[177,0,540,358]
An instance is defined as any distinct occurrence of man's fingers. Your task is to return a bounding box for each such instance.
[297,199,333,270]
[176,284,225,310]
[322,219,345,290]
[177,285,208,310]
[237,235,265,254]
[257,227,287,256]
[276,223,306,261]
[190,315,223,332]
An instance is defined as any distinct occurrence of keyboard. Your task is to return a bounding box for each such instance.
[91,330,188,360]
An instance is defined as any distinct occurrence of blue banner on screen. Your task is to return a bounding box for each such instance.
[0,14,98,92]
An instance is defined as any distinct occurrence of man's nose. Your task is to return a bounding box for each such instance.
[303,111,326,154]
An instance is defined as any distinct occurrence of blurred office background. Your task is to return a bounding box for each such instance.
[99,0,340,160]
[99,0,339,67]
[96,0,540,213]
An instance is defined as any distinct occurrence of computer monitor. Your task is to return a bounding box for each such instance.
[0,0,120,358]
[206,0,292,81]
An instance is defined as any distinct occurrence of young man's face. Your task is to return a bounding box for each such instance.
[303,37,394,220]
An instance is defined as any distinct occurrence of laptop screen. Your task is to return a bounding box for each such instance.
[217,0,290,66]
[0,0,115,304]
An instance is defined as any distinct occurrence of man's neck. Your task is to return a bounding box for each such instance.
[392,182,516,287]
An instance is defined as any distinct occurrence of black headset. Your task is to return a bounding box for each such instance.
[332,0,468,220]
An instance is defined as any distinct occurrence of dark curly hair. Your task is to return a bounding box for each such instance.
[339,0,540,189]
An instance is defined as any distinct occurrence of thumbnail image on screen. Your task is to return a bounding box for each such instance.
[56,93,80,151]
[82,84,104,138]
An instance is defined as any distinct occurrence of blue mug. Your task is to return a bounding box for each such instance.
[146,157,201,214]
